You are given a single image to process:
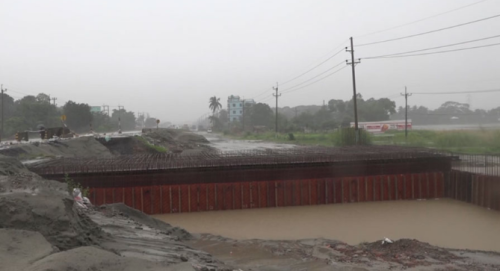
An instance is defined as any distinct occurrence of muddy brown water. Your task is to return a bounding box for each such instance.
[155,199,500,252]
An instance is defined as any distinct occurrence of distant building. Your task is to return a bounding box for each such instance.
[90,106,102,113]
[227,96,256,122]
[350,119,412,133]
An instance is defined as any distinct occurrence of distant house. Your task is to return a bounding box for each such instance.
[90,106,102,113]
[227,95,255,122]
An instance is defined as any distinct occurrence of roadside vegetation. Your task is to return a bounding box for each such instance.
[64,173,90,197]
[136,136,168,153]
[229,128,372,147]
[373,129,500,154]
[228,129,500,154]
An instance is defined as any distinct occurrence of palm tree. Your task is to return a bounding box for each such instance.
[208,96,222,115]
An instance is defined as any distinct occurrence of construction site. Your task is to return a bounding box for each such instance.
[0,129,498,270]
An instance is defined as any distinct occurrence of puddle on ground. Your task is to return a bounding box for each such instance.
[202,133,296,152]
[155,199,500,252]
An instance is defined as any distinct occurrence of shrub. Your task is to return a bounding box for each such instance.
[64,173,89,198]
[333,128,371,146]
[288,133,295,141]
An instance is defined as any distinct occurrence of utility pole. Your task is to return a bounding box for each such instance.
[401,86,412,140]
[102,105,110,116]
[51,97,57,106]
[272,83,281,134]
[117,105,124,134]
[0,84,5,142]
[346,37,361,144]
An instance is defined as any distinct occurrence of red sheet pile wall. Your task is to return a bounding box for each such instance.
[447,170,500,211]
[88,172,445,215]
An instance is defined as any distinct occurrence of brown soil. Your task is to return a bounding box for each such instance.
[189,234,500,270]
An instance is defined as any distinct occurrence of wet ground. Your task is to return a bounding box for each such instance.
[202,132,295,152]
[156,199,500,253]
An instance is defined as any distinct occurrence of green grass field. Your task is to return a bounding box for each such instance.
[230,129,500,154]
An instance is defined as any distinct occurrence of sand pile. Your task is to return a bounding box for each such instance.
[0,136,113,160]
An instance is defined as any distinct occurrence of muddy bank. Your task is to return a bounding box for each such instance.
[189,234,500,271]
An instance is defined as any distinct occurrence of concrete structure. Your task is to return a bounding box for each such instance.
[227,95,256,122]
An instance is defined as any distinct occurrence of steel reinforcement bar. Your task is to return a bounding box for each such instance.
[28,146,450,176]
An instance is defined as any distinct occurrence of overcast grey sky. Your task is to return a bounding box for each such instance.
[1,0,499,124]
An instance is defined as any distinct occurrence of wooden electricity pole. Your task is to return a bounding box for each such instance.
[346,37,361,144]
[272,83,281,134]
[401,86,412,139]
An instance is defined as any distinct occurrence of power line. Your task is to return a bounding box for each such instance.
[364,42,500,59]
[283,66,348,94]
[357,13,500,47]
[280,61,345,92]
[280,48,345,86]
[251,89,273,100]
[362,34,500,59]
[356,0,488,38]
[413,88,500,95]
[251,40,348,100]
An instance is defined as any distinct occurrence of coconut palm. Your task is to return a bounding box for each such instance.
[208,96,222,115]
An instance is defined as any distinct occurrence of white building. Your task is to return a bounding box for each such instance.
[227,95,256,122]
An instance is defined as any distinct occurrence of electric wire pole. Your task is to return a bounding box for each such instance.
[272,83,281,134]
[0,84,6,142]
[102,105,110,116]
[401,86,412,140]
[346,37,361,144]
[51,97,57,106]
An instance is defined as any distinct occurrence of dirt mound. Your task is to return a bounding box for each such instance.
[0,229,54,271]
[361,238,461,265]
[96,137,159,155]
[0,136,113,160]
[0,175,103,251]
[100,203,192,240]
[143,129,212,154]
[0,155,30,175]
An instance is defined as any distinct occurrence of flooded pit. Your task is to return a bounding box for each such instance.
[155,199,500,252]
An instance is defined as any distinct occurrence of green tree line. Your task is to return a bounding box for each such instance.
[0,92,149,137]
[209,94,397,132]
